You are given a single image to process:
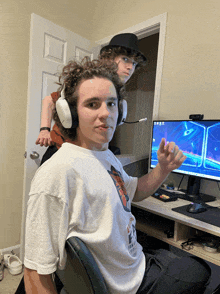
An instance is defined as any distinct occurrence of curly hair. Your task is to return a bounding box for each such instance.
[53,57,125,141]
[99,46,145,68]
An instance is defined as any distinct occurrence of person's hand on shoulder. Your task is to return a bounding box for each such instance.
[157,138,187,174]
[35,130,53,147]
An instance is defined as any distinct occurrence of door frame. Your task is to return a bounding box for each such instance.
[96,12,167,120]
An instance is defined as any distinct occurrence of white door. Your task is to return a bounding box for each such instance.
[20,13,100,261]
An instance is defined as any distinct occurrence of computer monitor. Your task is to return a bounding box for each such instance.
[150,120,220,201]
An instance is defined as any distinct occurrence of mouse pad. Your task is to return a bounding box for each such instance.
[172,205,220,227]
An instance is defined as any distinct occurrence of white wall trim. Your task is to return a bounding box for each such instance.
[95,13,167,120]
[0,244,21,258]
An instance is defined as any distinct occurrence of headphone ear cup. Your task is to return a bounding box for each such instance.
[56,91,78,128]
[117,99,127,126]
[69,106,78,128]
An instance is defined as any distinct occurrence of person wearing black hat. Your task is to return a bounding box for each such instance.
[36,33,146,158]
[100,33,146,84]
[101,33,146,62]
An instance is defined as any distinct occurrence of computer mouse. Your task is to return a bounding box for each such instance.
[186,202,207,214]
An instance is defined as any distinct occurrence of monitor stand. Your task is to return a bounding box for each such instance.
[181,176,216,203]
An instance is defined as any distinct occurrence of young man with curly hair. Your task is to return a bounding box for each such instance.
[36,33,146,164]
[24,58,210,294]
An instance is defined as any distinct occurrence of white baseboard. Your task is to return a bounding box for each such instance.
[0,244,20,258]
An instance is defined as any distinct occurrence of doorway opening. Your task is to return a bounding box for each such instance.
[110,33,159,160]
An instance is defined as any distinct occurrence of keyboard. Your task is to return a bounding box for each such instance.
[153,188,216,203]
[152,188,178,202]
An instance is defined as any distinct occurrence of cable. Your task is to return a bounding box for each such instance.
[123,118,147,124]
[217,181,220,192]
[177,175,185,190]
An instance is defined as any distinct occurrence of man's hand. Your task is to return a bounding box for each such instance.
[36,130,53,147]
[133,138,187,202]
[36,95,55,147]
[157,138,187,174]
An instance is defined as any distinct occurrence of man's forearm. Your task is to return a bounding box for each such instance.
[24,268,58,294]
[40,95,55,128]
[133,164,169,202]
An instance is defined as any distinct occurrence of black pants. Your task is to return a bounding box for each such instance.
[15,249,211,294]
[137,249,211,294]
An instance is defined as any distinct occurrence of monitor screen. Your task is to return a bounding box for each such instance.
[150,120,220,182]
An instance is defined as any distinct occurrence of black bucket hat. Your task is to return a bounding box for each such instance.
[100,33,146,61]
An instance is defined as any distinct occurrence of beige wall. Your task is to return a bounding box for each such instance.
[1,0,220,249]
[0,0,99,249]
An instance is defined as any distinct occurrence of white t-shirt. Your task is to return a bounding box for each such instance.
[24,143,145,294]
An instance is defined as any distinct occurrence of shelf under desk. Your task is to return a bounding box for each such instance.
[132,197,220,266]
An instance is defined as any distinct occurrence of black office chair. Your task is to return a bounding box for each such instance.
[15,237,108,294]
[56,236,108,294]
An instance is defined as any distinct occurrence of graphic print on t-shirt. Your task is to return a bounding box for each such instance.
[127,216,137,257]
[108,165,137,256]
[108,165,130,212]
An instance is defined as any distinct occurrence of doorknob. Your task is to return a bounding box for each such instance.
[30,151,40,159]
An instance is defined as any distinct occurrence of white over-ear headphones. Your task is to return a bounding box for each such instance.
[56,89,75,128]
[56,88,128,129]
[118,100,127,126]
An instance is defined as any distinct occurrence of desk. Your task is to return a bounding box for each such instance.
[132,197,220,266]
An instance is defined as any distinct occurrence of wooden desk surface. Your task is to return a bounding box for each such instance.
[132,196,220,238]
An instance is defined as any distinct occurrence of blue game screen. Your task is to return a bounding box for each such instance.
[150,120,220,181]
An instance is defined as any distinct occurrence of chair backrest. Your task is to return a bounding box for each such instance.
[56,237,109,294]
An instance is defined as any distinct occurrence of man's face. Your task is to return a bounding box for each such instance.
[74,77,118,151]
[114,55,138,84]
